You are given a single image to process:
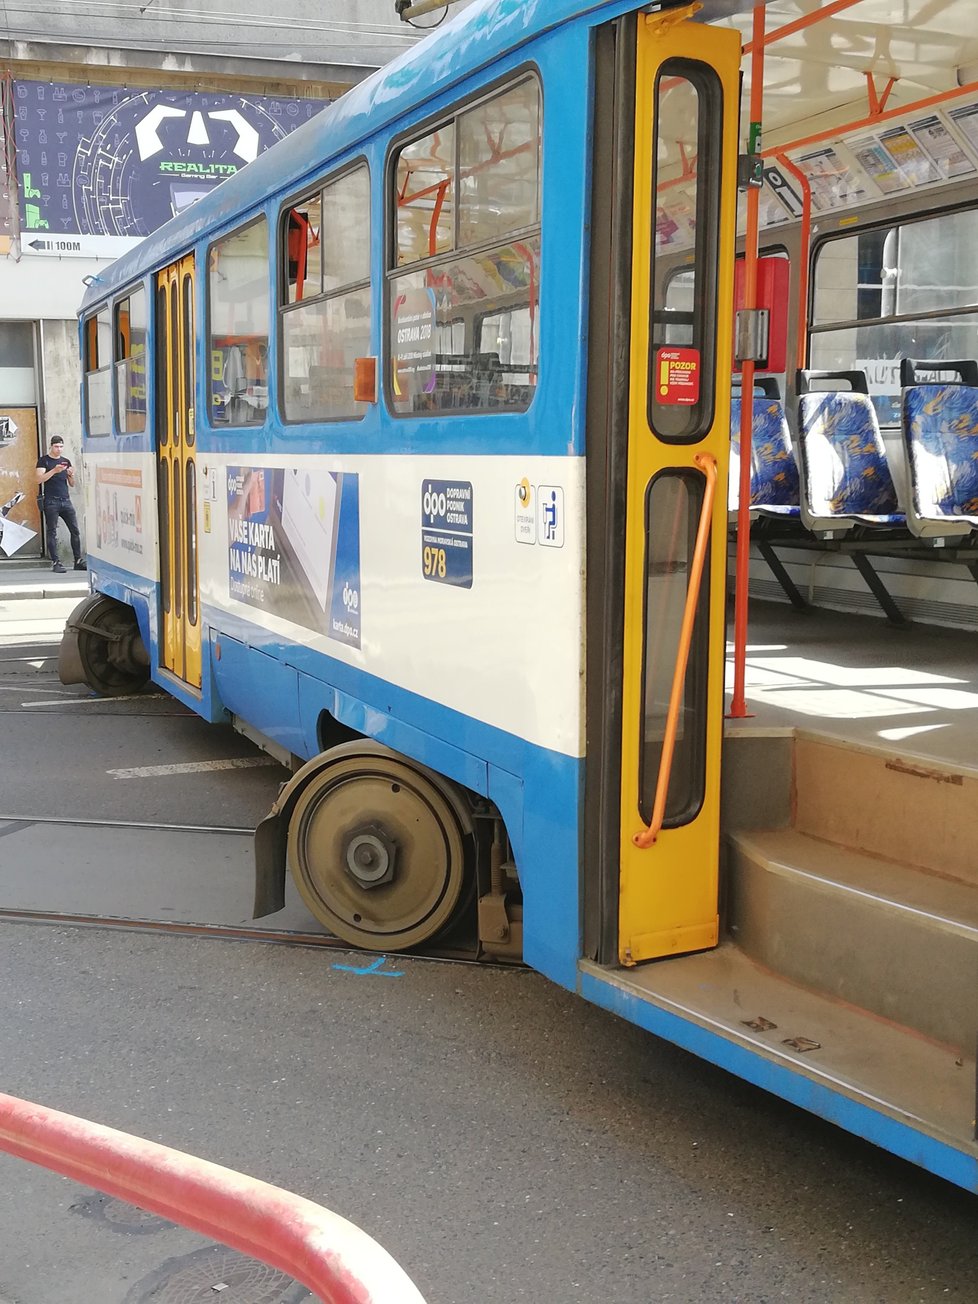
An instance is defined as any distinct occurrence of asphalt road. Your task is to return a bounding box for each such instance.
[0,593,976,1303]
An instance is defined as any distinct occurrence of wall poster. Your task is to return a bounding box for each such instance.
[0,409,41,558]
[12,81,328,258]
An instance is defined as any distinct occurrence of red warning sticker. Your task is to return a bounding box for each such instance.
[655,347,701,405]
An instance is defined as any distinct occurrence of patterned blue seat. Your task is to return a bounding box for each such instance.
[729,395,800,519]
[796,377,904,532]
[901,361,978,538]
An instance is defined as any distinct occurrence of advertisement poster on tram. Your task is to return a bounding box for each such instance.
[0,408,40,558]
[93,466,145,562]
[226,465,361,648]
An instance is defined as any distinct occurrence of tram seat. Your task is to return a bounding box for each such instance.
[796,369,905,533]
[900,358,978,539]
[728,377,800,519]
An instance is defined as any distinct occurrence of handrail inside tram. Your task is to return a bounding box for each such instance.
[633,451,718,851]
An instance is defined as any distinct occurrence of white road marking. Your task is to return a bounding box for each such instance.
[107,758,280,779]
[21,694,165,707]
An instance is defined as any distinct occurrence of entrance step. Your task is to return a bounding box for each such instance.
[580,945,977,1172]
[793,735,978,886]
[728,828,978,1050]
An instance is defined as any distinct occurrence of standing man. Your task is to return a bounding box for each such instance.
[36,436,85,573]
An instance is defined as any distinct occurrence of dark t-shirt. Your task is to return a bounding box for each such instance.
[37,453,72,502]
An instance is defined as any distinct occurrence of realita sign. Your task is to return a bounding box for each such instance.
[12,81,328,253]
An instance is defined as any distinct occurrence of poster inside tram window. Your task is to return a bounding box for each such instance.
[0,408,40,557]
[226,465,361,648]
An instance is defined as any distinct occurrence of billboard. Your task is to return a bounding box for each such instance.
[12,81,328,257]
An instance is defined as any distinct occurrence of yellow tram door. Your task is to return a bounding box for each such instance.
[617,16,740,965]
[155,255,202,689]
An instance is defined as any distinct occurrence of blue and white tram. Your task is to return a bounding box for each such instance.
[61,0,978,1193]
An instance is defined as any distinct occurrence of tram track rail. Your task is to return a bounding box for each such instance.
[0,813,498,965]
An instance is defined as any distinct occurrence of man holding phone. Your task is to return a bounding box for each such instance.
[36,435,85,573]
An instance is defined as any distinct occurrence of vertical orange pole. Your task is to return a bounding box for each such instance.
[775,153,813,372]
[729,4,766,719]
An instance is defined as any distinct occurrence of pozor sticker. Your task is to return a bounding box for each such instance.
[655,347,700,405]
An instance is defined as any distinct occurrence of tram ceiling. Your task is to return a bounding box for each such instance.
[717,0,978,152]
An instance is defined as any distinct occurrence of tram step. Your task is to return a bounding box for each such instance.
[581,944,977,1164]
[792,735,978,886]
[727,827,978,1050]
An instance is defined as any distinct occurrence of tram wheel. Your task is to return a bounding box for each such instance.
[287,746,469,952]
[62,594,150,696]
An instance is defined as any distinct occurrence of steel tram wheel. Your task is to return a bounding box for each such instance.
[287,747,469,952]
[60,594,150,696]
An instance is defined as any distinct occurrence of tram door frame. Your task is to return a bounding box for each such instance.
[155,255,202,689]
[583,14,740,967]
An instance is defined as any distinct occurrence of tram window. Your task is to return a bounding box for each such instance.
[285,194,322,303]
[158,461,171,614]
[84,307,113,437]
[388,76,542,416]
[182,274,195,445]
[390,236,539,413]
[458,80,541,246]
[156,285,169,448]
[281,165,372,423]
[209,219,269,428]
[647,63,721,443]
[395,125,455,265]
[114,288,147,435]
[811,207,978,425]
[639,471,708,827]
[478,305,538,383]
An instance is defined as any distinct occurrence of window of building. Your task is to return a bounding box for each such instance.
[114,287,148,434]
[209,219,269,427]
[389,76,541,415]
[280,164,372,422]
[84,306,113,437]
[811,207,978,425]
[0,321,37,406]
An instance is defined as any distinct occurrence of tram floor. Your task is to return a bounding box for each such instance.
[726,596,978,769]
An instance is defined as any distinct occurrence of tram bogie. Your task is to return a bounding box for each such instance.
[59,593,151,697]
[64,0,978,1192]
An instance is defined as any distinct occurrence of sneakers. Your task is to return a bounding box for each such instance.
[73,560,87,571]
[52,562,66,573]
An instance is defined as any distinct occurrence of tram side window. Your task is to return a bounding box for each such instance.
[280,165,372,423]
[114,288,147,434]
[810,207,978,426]
[209,219,269,427]
[84,307,113,437]
[389,76,541,415]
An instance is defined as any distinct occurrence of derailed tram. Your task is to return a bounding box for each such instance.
[62,0,978,1192]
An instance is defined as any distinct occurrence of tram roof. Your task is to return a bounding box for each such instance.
[83,0,770,309]
[82,0,978,310]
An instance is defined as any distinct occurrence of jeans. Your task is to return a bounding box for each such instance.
[43,498,81,564]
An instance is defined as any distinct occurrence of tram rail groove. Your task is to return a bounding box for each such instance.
[0,905,512,967]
